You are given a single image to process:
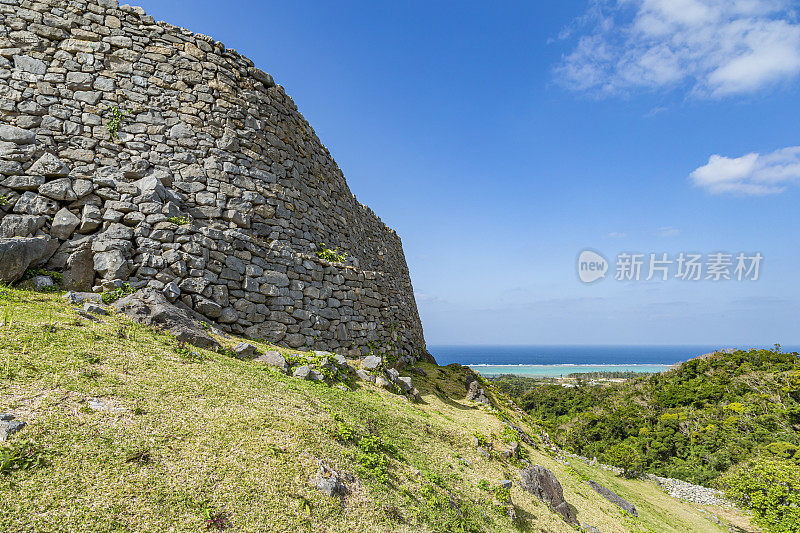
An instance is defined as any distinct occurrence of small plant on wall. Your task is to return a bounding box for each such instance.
[315,243,347,263]
[106,105,127,141]
[167,215,190,225]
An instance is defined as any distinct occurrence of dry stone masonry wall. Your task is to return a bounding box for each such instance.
[0,0,426,360]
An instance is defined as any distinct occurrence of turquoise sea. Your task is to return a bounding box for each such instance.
[428,345,797,378]
[466,363,672,378]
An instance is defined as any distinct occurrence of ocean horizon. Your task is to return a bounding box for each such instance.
[428,344,798,377]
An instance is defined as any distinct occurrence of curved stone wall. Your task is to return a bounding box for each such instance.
[0,0,425,359]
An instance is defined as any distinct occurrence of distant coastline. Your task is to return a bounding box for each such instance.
[429,344,799,378]
[467,363,671,378]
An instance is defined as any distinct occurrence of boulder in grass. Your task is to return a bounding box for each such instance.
[233,342,257,359]
[0,418,25,442]
[586,480,638,517]
[520,465,579,526]
[332,353,351,369]
[17,275,54,292]
[361,355,381,371]
[397,376,413,392]
[111,288,220,350]
[293,365,311,380]
[83,302,108,316]
[312,461,346,498]
[355,369,375,383]
[501,441,519,460]
[253,350,289,374]
[466,380,491,405]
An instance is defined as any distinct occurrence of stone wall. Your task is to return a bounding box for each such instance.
[0,0,426,359]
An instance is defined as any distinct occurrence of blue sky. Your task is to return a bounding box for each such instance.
[136,0,800,346]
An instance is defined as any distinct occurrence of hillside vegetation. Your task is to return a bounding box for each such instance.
[495,350,800,532]
[0,287,754,532]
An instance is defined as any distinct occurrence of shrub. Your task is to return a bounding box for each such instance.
[493,485,511,505]
[499,426,520,444]
[766,442,800,463]
[0,441,46,475]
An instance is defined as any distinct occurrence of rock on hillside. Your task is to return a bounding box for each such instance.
[111,288,219,350]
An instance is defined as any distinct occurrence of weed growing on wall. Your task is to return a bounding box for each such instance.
[106,105,127,141]
[315,243,347,263]
[167,215,190,225]
[101,283,135,304]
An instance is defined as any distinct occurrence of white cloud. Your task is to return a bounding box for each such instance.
[608,231,628,238]
[555,0,800,97]
[656,226,680,237]
[414,292,445,304]
[690,145,800,194]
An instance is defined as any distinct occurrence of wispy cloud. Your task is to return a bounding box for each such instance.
[690,145,800,194]
[414,292,445,304]
[731,295,791,305]
[555,0,800,98]
[608,231,628,238]
[644,106,668,117]
[656,226,680,237]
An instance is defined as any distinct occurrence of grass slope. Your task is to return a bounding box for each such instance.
[0,287,754,532]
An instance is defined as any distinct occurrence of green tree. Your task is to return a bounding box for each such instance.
[604,442,642,477]
[720,457,800,533]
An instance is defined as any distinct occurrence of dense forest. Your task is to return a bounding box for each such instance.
[493,348,800,486]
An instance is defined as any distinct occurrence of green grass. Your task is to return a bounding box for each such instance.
[0,288,756,532]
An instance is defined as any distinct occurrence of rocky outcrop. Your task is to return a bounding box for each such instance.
[519,465,578,526]
[0,0,425,361]
[312,461,348,498]
[466,380,490,405]
[586,480,638,517]
[111,289,220,350]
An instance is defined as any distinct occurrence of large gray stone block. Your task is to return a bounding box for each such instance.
[0,214,46,238]
[27,153,69,177]
[0,236,53,283]
[51,208,80,240]
[0,125,35,144]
